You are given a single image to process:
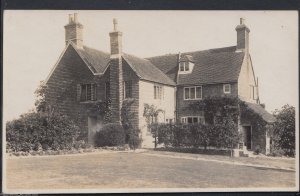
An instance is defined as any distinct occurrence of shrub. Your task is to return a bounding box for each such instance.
[94,123,125,147]
[6,112,80,152]
[127,129,142,149]
[254,145,261,155]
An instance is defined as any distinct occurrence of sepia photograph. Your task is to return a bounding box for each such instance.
[2,10,299,193]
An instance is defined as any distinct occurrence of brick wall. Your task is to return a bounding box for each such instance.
[176,82,238,119]
[122,59,140,129]
[45,45,106,140]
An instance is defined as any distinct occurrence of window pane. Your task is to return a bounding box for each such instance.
[154,86,157,99]
[86,84,92,100]
[180,62,184,71]
[92,84,97,100]
[184,88,190,99]
[190,87,195,99]
[185,62,189,71]
[196,87,202,99]
[81,84,87,101]
[187,117,193,124]
[193,117,198,123]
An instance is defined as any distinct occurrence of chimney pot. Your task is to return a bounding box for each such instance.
[74,13,78,23]
[240,17,245,25]
[113,18,118,31]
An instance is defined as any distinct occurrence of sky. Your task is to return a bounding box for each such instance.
[3,10,298,122]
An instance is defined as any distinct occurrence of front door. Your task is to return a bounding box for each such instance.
[88,116,103,145]
[243,126,252,150]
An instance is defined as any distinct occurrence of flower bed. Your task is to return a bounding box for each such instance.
[154,147,231,156]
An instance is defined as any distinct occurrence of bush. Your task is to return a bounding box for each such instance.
[254,145,261,155]
[94,123,125,147]
[6,112,80,152]
[151,122,239,150]
[127,129,142,149]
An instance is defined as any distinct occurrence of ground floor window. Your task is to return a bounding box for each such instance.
[181,116,205,124]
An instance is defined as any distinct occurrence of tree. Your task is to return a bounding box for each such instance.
[143,103,164,148]
[272,105,295,157]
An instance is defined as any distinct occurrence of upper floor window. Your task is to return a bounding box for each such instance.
[105,82,110,99]
[180,62,189,72]
[179,55,195,74]
[223,84,231,94]
[123,81,132,99]
[77,83,97,102]
[184,86,202,100]
[154,85,164,99]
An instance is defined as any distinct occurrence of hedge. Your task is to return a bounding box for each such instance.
[150,122,240,150]
[6,112,80,152]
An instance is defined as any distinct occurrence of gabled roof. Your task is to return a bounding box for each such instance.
[123,53,176,86]
[76,46,110,73]
[245,102,276,123]
[147,46,245,85]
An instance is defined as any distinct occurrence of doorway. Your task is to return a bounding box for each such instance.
[88,115,103,145]
[243,126,252,150]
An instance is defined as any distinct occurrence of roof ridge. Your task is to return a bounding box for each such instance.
[146,45,237,59]
[81,45,110,55]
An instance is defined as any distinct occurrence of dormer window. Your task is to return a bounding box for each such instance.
[179,55,194,74]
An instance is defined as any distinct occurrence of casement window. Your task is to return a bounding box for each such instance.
[154,85,164,100]
[179,62,190,72]
[223,84,231,94]
[105,82,110,99]
[184,86,202,100]
[166,119,173,124]
[77,83,97,102]
[123,81,132,99]
[181,116,205,124]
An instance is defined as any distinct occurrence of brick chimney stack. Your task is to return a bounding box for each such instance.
[64,13,83,48]
[109,18,123,58]
[109,18,123,122]
[235,17,250,54]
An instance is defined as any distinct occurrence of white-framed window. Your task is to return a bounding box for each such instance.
[223,84,231,94]
[179,62,190,72]
[179,61,194,74]
[78,83,97,102]
[123,81,132,99]
[184,86,202,100]
[154,84,164,99]
[181,116,205,124]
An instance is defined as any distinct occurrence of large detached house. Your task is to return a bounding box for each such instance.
[45,14,275,153]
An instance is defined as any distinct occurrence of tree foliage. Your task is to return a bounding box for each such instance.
[272,105,295,156]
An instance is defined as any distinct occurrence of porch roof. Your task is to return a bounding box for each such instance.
[244,102,276,123]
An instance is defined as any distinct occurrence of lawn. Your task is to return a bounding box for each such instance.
[5,152,296,191]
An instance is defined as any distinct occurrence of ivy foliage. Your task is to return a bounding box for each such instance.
[87,98,112,124]
[121,98,141,149]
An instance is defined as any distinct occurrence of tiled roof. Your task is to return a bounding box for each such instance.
[77,45,110,73]
[147,46,245,85]
[123,53,176,86]
[245,102,276,123]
